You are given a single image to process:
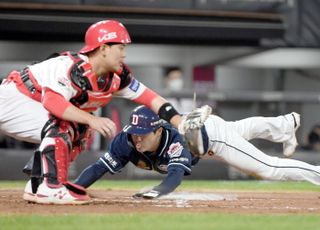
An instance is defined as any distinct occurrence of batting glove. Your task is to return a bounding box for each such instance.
[132,190,161,200]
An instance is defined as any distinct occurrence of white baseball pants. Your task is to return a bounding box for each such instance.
[0,82,48,143]
[205,114,320,185]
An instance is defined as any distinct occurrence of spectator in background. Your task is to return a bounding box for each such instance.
[164,67,184,92]
[301,124,320,151]
[163,67,193,113]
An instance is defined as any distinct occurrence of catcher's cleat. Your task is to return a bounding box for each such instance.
[283,112,301,157]
[35,182,91,205]
[22,180,37,203]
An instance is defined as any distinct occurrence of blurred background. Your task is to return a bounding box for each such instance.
[0,0,320,181]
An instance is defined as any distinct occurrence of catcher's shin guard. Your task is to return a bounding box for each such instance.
[38,119,76,186]
[40,136,71,186]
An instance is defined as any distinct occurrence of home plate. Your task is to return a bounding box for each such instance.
[159,192,236,201]
[153,192,237,208]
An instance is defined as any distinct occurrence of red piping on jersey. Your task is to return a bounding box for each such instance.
[133,87,158,108]
[42,88,72,119]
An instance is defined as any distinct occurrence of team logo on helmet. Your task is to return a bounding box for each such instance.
[79,19,131,54]
[126,106,164,135]
[98,32,118,43]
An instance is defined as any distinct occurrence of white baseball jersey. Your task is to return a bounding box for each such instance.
[204,114,320,185]
[0,53,149,143]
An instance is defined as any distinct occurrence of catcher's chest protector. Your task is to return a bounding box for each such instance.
[65,52,121,112]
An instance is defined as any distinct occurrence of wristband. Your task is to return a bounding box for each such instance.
[158,103,179,123]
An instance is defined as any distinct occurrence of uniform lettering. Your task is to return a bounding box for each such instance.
[103,152,118,168]
[98,32,117,43]
[169,157,188,163]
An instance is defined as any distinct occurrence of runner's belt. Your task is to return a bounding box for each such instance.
[20,68,36,94]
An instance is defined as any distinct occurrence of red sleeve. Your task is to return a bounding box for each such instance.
[133,87,158,108]
[42,88,72,119]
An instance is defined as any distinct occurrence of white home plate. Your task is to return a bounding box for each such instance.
[154,192,237,208]
[159,192,234,201]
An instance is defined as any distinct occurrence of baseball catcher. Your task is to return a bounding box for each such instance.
[1,19,183,204]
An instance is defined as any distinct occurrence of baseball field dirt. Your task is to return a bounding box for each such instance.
[1,188,319,214]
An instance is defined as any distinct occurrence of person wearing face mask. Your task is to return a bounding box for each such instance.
[165,67,184,91]
[164,67,193,113]
[301,124,320,152]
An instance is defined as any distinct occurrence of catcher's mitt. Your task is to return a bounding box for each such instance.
[178,105,212,156]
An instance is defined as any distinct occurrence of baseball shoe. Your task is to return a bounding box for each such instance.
[22,180,37,203]
[35,182,91,205]
[283,112,301,157]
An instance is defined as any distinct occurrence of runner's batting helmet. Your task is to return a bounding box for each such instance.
[125,106,164,135]
[80,20,131,54]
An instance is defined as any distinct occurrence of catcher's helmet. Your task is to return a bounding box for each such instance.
[80,20,131,54]
[125,106,163,135]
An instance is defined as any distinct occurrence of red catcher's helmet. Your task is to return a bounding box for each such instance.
[80,20,131,54]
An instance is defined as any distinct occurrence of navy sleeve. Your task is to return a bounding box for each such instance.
[152,167,185,195]
[74,160,109,188]
[99,132,132,174]
[74,132,132,188]
[166,136,193,176]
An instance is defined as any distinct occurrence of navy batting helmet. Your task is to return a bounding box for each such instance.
[125,106,163,135]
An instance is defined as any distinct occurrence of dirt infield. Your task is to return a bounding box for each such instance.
[1,188,320,215]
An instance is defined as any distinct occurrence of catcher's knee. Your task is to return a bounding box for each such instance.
[41,118,77,149]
